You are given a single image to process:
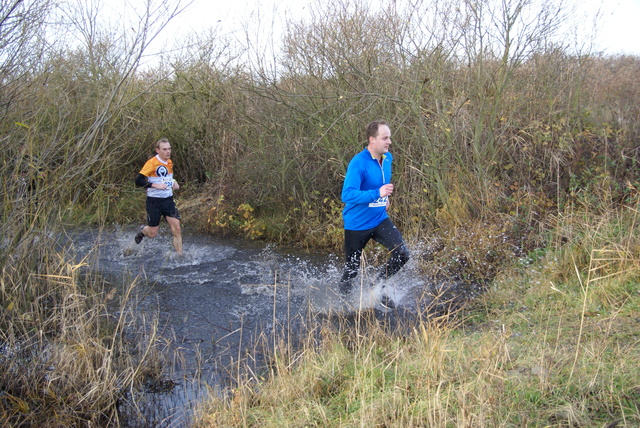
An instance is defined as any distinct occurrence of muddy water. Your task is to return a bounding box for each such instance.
[69,226,429,427]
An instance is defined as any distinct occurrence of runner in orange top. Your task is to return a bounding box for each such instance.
[134,138,183,256]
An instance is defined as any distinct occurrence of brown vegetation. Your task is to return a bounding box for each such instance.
[1,0,639,425]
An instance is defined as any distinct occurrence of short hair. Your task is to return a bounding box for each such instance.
[155,138,170,149]
[366,120,389,140]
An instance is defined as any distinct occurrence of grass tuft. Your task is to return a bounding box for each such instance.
[194,201,640,427]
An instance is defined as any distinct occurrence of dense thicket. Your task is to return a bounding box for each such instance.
[1,0,638,286]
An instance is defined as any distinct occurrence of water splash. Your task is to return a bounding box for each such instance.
[67,225,430,427]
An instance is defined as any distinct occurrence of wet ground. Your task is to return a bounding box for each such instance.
[68,225,432,427]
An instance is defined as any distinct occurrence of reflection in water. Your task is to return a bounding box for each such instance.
[69,226,428,427]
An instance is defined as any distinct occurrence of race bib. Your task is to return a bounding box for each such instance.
[369,196,388,208]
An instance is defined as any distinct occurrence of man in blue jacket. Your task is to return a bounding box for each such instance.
[340,120,410,306]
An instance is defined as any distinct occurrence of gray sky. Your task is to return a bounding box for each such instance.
[124,0,640,59]
[586,0,640,55]
[170,0,640,54]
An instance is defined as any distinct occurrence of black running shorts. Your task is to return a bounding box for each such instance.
[146,196,180,227]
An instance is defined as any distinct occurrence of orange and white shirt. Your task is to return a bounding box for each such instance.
[139,155,175,198]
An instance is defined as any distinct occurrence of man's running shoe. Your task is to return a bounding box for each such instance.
[380,294,395,309]
[134,227,145,244]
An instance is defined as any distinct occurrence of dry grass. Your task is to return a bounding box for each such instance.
[194,201,640,427]
[0,230,169,426]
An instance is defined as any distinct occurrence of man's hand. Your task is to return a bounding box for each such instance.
[380,183,394,197]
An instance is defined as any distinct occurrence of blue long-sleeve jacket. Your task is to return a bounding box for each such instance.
[341,148,392,230]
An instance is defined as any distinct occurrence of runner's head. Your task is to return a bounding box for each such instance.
[366,120,391,159]
[155,138,171,162]
[366,120,389,140]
